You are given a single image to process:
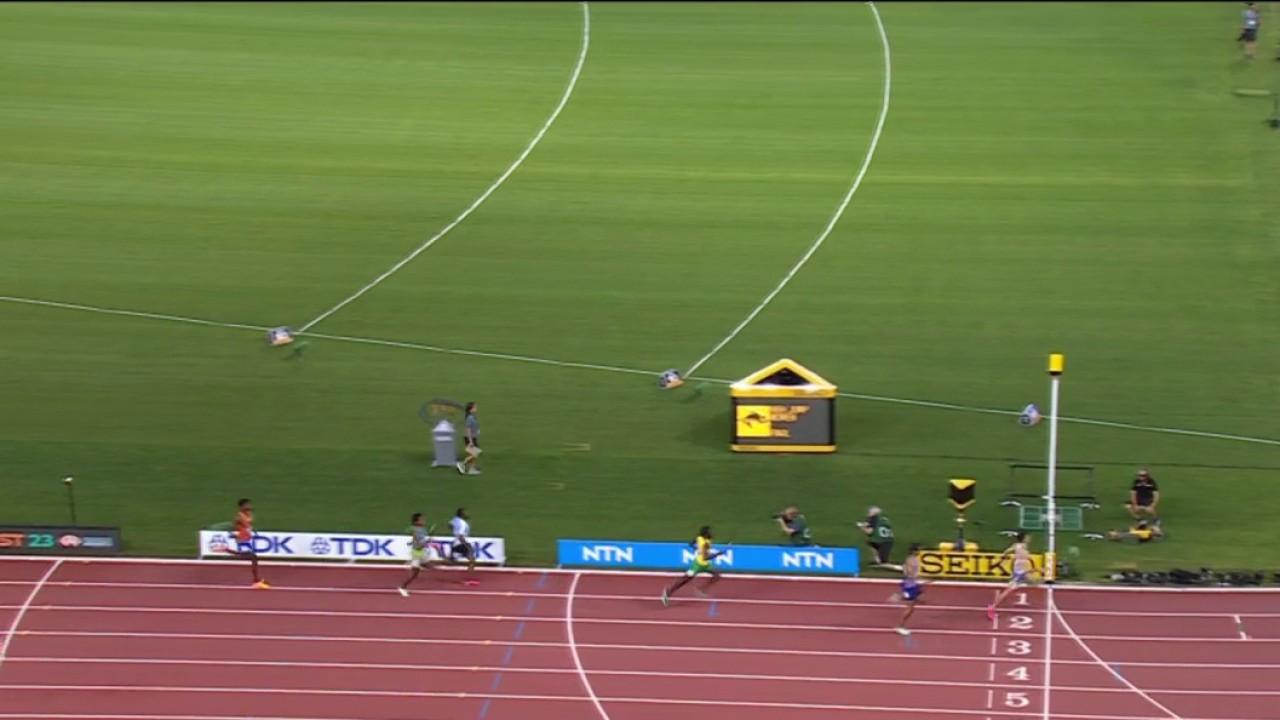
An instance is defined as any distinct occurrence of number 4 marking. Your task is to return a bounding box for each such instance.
[1006,666,1030,682]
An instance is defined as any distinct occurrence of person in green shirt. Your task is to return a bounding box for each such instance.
[857,506,896,567]
[774,506,813,546]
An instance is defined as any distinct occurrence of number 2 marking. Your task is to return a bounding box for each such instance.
[1007,614,1033,630]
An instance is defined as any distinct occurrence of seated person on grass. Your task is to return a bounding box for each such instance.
[1125,468,1160,521]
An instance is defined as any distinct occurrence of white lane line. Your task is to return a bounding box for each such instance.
[10,552,1280,595]
[0,296,266,333]
[0,686,1180,720]
[21,629,1280,670]
[1052,603,1183,719]
[23,578,1280,619]
[1233,614,1249,640]
[297,2,592,333]
[566,572,612,720]
[293,332,1280,448]
[35,602,1276,643]
[0,559,60,670]
[683,1,892,377]
[4,292,1279,448]
[22,656,1273,696]
[1041,586,1055,720]
[299,329,652,378]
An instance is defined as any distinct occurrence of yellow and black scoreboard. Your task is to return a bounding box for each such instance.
[730,358,836,453]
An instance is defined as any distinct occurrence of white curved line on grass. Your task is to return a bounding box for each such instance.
[298,329,652,378]
[0,559,60,670]
[1051,595,1183,719]
[297,2,593,333]
[3,293,1279,448]
[683,2,892,377]
[0,295,267,332]
[566,572,612,720]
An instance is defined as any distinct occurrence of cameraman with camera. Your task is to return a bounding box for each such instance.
[857,506,896,567]
[773,506,813,546]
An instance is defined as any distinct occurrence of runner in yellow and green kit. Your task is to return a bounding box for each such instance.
[661,526,722,606]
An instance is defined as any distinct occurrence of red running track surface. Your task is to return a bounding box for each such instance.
[0,557,1277,720]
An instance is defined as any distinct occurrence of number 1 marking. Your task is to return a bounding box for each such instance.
[1014,591,1029,606]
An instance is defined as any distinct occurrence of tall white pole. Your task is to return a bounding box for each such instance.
[1045,353,1064,578]
[1040,353,1064,720]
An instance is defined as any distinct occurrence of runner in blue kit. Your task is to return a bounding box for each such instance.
[891,543,927,636]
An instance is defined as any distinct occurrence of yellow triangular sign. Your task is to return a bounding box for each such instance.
[731,358,836,399]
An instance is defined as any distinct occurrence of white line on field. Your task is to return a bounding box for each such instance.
[0,685,1186,720]
[299,329,652,378]
[0,296,266,333]
[3,293,1279,448]
[1041,586,1055,720]
[35,603,1269,644]
[22,629,1280,670]
[12,657,1280,696]
[1233,614,1250,640]
[1053,602,1183,719]
[567,572,612,720]
[0,559,60,670]
[18,577,1280,618]
[296,2,592,334]
[683,2,892,377]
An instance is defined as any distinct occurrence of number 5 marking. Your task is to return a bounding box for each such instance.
[1005,691,1030,708]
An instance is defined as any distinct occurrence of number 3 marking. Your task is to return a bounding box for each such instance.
[1006,639,1032,655]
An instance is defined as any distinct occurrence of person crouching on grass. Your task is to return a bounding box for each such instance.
[1126,468,1160,522]
[857,506,899,570]
[774,506,813,545]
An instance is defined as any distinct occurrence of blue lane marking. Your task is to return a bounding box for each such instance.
[479,597,536,718]
[535,571,549,589]
[707,600,719,618]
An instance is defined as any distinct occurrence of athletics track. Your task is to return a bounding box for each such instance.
[0,558,1277,720]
